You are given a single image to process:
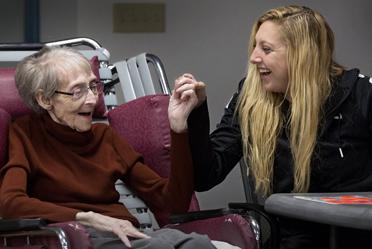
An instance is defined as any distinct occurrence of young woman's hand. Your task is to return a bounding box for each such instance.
[76,211,150,248]
[168,73,206,133]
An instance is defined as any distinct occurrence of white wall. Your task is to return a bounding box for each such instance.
[2,0,372,210]
[40,0,77,41]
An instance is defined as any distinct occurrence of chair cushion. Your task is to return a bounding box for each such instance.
[0,56,106,119]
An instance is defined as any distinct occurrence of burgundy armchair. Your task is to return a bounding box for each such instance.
[108,94,278,249]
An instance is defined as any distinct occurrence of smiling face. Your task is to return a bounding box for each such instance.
[250,21,289,94]
[46,68,98,132]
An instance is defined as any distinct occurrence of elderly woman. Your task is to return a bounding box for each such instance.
[0,47,218,249]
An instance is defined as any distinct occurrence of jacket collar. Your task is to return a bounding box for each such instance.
[323,68,360,117]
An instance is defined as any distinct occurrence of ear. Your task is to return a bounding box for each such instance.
[35,90,53,111]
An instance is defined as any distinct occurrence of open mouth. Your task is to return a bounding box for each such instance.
[78,112,92,116]
[259,68,271,76]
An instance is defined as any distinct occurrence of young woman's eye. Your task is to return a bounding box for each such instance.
[262,47,272,54]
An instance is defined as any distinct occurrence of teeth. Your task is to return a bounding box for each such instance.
[258,67,271,74]
[259,69,271,73]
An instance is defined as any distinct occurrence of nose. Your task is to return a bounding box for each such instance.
[249,47,262,64]
[84,89,98,106]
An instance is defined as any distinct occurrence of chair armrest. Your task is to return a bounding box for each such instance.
[169,208,232,224]
[229,202,269,219]
[167,213,257,249]
[229,202,280,249]
[0,220,93,249]
[0,218,48,232]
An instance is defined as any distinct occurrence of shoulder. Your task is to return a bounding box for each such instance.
[91,122,118,141]
[10,113,40,134]
[327,69,371,110]
[12,114,34,125]
[92,122,134,150]
[338,68,371,90]
[335,69,372,123]
[344,69,372,101]
[354,72,372,88]
[92,121,110,132]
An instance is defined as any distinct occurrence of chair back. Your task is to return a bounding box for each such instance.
[0,68,32,118]
[112,53,171,103]
[108,94,200,227]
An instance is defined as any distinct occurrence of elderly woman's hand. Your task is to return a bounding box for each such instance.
[76,211,150,247]
[168,73,206,133]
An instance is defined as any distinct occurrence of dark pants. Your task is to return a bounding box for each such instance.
[86,227,216,249]
[279,217,372,249]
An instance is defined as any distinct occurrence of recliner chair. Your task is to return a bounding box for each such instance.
[107,94,267,249]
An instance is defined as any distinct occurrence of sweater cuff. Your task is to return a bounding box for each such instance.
[187,100,209,130]
[170,130,189,147]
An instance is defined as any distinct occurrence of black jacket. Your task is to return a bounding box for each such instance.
[188,69,372,194]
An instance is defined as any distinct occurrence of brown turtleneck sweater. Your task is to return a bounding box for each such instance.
[0,113,193,227]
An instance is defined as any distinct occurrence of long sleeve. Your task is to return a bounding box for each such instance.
[188,79,245,191]
[0,123,81,222]
[112,129,194,214]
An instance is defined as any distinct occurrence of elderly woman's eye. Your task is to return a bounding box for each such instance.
[72,87,84,96]
[89,83,98,90]
[90,81,103,93]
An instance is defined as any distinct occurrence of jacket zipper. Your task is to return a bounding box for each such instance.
[334,113,344,158]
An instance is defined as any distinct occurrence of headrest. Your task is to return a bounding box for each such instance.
[0,68,31,118]
[90,56,106,118]
[0,56,106,119]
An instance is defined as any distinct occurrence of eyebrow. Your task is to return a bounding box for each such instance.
[73,77,98,86]
[68,81,94,91]
[257,40,275,47]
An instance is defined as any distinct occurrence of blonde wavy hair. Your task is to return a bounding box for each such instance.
[237,5,344,196]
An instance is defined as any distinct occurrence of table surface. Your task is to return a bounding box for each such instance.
[264,192,372,230]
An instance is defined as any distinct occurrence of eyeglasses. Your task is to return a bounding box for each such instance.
[54,81,103,101]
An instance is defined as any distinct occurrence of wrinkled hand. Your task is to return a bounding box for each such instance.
[168,73,206,133]
[76,211,150,248]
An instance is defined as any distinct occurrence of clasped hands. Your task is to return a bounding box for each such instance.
[168,73,206,133]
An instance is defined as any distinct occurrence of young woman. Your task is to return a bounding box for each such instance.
[174,5,372,249]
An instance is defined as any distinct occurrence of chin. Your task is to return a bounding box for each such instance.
[263,85,283,94]
[75,124,92,132]
[263,85,276,93]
